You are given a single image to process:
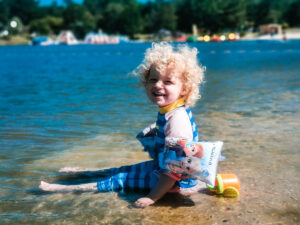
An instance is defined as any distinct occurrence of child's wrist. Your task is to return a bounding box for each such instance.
[146,195,156,202]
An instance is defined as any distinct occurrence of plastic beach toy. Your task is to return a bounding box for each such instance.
[207,174,240,197]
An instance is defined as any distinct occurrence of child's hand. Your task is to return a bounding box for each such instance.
[134,197,155,208]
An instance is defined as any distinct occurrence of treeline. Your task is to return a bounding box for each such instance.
[0,0,300,38]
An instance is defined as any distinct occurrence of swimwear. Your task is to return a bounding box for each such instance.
[97,98,200,192]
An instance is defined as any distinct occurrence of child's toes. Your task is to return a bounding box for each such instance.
[39,181,50,191]
[134,197,154,208]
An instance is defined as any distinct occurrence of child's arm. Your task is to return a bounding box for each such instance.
[136,123,156,138]
[134,174,176,208]
[136,123,157,159]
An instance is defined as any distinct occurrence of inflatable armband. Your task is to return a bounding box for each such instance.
[159,137,223,186]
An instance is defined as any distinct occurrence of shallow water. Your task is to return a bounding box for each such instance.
[0,41,299,224]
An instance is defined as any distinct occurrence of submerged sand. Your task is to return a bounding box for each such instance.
[23,110,299,225]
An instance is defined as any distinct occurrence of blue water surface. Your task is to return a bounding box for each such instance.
[0,40,299,224]
[0,40,299,173]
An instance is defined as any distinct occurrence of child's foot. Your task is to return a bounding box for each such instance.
[134,197,155,208]
[39,181,71,192]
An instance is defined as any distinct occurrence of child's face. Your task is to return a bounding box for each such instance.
[146,66,185,107]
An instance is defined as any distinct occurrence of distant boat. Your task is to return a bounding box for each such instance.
[118,35,129,43]
[84,32,120,44]
[57,30,78,45]
[31,36,54,46]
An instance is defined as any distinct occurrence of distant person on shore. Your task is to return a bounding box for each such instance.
[40,42,205,208]
[282,30,287,41]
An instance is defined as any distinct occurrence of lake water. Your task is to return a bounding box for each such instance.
[0,41,299,224]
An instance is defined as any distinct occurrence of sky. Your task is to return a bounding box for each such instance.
[39,0,150,6]
[39,0,82,6]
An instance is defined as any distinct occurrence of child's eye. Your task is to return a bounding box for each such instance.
[187,159,191,163]
[164,80,173,85]
[149,78,157,83]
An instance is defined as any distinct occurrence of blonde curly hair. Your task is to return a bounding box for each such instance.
[136,42,205,107]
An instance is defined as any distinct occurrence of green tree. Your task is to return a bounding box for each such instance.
[177,0,247,33]
[155,0,177,31]
[3,0,40,25]
[2,0,299,39]
[176,0,199,32]
[42,2,64,18]
[98,2,124,33]
[250,0,292,26]
[142,0,177,32]
[119,0,144,37]
[200,0,247,32]
[245,0,259,27]
[0,1,10,29]
[29,16,63,35]
[285,0,300,26]
[62,3,97,38]
[83,0,111,14]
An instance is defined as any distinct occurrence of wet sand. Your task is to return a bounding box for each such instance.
[22,109,299,225]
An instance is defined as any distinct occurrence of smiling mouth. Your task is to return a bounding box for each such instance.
[153,92,165,97]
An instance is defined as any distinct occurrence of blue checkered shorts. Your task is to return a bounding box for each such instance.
[97,160,159,191]
[96,160,200,192]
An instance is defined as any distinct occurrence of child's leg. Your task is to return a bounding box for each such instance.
[109,160,157,174]
[97,170,159,191]
[59,167,103,173]
[39,181,97,192]
[96,160,159,191]
[39,160,158,192]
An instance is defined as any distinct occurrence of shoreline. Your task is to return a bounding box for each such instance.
[1,29,300,46]
[241,28,300,41]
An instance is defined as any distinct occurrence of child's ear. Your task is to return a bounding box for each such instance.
[180,85,188,96]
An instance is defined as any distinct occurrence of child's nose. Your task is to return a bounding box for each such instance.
[155,80,163,88]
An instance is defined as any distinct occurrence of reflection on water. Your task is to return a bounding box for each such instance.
[0,41,299,224]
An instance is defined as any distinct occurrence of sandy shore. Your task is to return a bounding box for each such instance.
[241,28,300,41]
[1,28,300,45]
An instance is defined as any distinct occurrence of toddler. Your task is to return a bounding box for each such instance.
[40,42,205,208]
